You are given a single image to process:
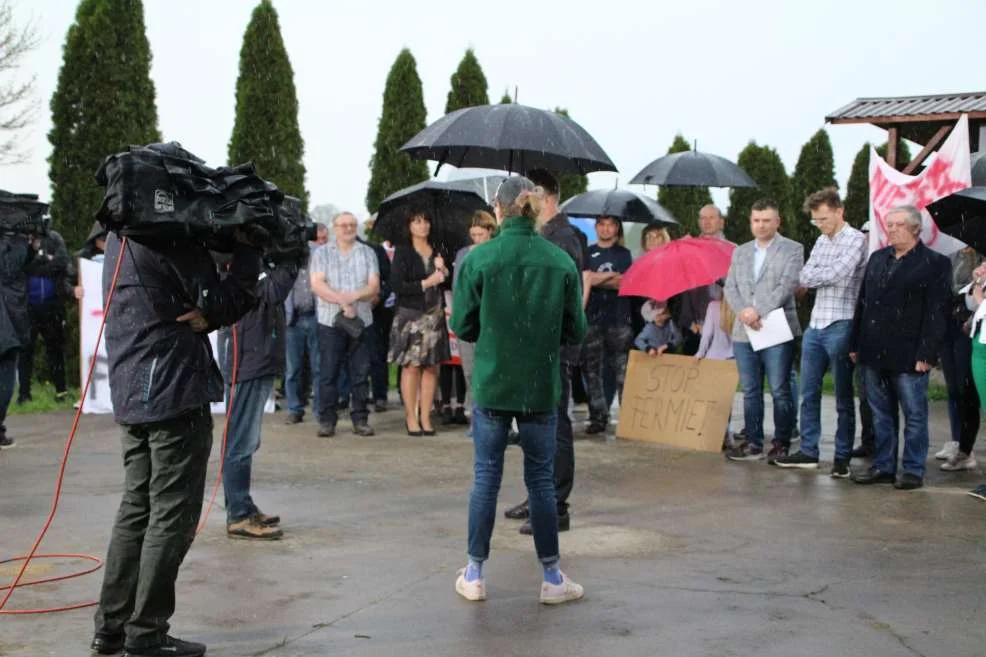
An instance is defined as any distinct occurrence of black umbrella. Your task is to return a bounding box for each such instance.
[971,151,986,186]
[560,189,678,225]
[375,179,491,254]
[927,186,986,252]
[400,103,617,175]
[630,150,757,187]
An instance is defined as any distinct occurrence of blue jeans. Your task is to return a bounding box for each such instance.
[468,406,559,565]
[863,366,930,477]
[285,313,320,417]
[317,324,370,427]
[799,321,855,460]
[734,340,795,449]
[223,376,274,522]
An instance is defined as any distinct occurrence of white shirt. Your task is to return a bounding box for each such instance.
[753,237,774,280]
[799,224,867,329]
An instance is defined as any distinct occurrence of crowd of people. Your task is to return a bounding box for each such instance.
[4,167,986,657]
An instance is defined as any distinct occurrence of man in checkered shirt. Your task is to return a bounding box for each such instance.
[770,188,867,477]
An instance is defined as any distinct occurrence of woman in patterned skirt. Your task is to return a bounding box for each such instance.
[388,210,451,435]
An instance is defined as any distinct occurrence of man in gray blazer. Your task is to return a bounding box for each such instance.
[724,198,804,461]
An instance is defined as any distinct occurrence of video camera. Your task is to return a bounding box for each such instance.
[0,190,49,236]
[264,195,316,264]
[95,142,284,251]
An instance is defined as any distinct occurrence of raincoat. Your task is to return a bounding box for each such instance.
[451,216,587,413]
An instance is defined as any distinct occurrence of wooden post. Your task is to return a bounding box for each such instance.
[902,125,952,175]
[886,127,899,169]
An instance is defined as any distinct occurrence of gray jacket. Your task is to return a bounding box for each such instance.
[724,234,804,343]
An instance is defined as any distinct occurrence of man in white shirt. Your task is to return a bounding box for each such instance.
[770,189,867,477]
[724,199,804,461]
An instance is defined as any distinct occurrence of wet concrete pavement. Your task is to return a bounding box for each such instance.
[1,396,984,657]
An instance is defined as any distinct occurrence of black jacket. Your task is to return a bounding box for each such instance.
[850,241,952,373]
[390,244,447,312]
[540,213,588,363]
[0,233,34,357]
[26,229,74,301]
[102,233,261,425]
[360,237,391,308]
[220,262,298,384]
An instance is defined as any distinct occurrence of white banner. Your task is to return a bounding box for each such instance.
[78,258,272,415]
[868,114,972,256]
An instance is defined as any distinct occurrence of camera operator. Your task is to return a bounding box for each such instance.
[18,227,74,404]
[91,229,262,657]
[218,246,307,541]
[0,230,35,449]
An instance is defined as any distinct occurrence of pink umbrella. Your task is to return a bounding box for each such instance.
[619,236,735,301]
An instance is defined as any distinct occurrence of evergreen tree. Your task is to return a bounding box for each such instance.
[725,141,794,244]
[445,48,489,113]
[656,133,713,237]
[790,128,837,244]
[499,90,512,104]
[228,0,307,207]
[366,48,428,213]
[553,108,588,201]
[48,0,160,250]
[843,141,914,229]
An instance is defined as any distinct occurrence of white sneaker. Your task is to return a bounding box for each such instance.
[940,451,978,471]
[539,571,584,605]
[935,441,959,460]
[455,568,486,601]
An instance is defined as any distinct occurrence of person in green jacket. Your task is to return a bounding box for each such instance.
[450,175,588,605]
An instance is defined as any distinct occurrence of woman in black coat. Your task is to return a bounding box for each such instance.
[388,211,451,435]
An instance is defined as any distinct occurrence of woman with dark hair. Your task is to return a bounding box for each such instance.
[388,210,451,436]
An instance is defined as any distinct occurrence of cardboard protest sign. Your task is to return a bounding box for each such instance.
[616,351,738,452]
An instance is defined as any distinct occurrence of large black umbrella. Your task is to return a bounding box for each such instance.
[375,179,491,254]
[560,189,678,225]
[400,103,617,175]
[927,186,986,253]
[630,150,757,187]
[971,151,986,186]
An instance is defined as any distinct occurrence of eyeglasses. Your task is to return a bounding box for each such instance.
[334,223,357,229]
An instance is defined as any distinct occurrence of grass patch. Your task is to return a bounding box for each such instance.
[8,382,79,416]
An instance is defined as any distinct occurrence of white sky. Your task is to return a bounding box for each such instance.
[8,0,986,224]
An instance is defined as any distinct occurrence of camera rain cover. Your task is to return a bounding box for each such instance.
[0,190,49,235]
[95,142,284,243]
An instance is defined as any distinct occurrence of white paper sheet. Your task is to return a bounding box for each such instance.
[744,308,794,352]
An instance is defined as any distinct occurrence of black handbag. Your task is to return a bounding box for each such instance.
[334,314,365,339]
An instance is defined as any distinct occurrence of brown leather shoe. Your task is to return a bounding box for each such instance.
[253,510,280,526]
[504,500,529,520]
[227,516,283,540]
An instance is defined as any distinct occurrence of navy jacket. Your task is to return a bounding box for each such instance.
[850,241,952,373]
[102,234,261,424]
[220,262,298,384]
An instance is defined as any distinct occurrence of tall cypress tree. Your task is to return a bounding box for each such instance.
[790,128,837,245]
[366,48,428,213]
[48,0,160,250]
[553,108,588,201]
[725,141,794,244]
[499,91,512,104]
[844,141,914,229]
[445,48,489,113]
[228,0,307,207]
[656,134,713,237]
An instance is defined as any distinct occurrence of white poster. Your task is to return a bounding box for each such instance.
[78,258,273,415]
[868,114,972,256]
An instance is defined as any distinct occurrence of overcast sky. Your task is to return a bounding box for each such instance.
[8,0,986,224]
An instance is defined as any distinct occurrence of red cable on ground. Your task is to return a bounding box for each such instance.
[0,237,239,615]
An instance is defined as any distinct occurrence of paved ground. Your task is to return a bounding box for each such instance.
[1,396,984,657]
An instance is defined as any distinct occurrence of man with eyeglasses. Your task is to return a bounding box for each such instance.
[309,212,379,438]
[770,188,866,477]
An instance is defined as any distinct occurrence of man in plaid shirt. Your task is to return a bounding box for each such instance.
[771,188,867,477]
